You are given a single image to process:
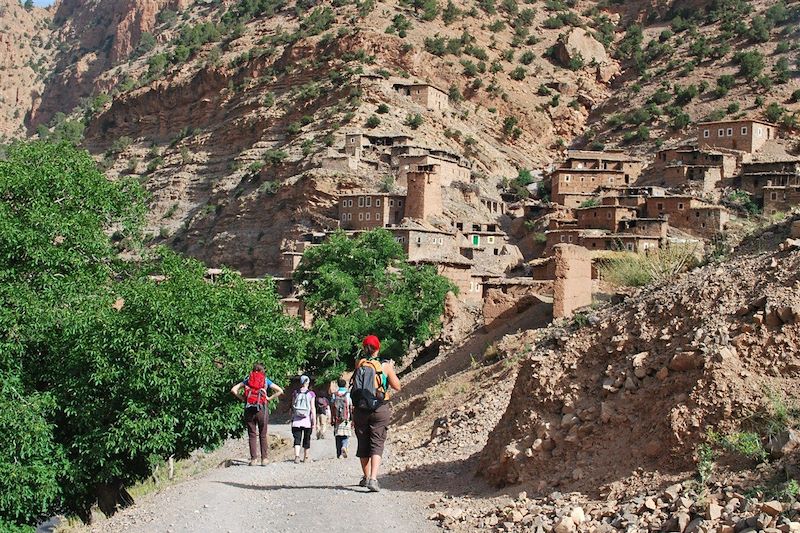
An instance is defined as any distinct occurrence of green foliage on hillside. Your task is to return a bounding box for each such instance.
[294,230,455,382]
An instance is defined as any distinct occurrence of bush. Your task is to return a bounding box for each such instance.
[509,66,526,80]
[671,112,691,130]
[405,113,424,129]
[424,36,447,56]
[727,102,740,114]
[264,148,288,165]
[791,89,800,103]
[599,244,699,287]
[376,103,390,113]
[365,115,381,128]
[735,50,765,80]
[648,88,672,105]
[448,85,462,102]
[765,102,786,123]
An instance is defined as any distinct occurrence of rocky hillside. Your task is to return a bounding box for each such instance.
[0,0,798,273]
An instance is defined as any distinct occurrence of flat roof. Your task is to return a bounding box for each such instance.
[566,150,643,162]
[576,205,638,211]
[337,192,406,197]
[554,167,626,174]
[697,118,779,127]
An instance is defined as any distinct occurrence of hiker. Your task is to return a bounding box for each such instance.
[315,391,330,440]
[230,363,284,466]
[351,335,401,492]
[291,375,316,463]
[330,378,353,459]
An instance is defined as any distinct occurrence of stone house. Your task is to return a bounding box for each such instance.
[558,192,601,209]
[393,82,449,111]
[697,119,778,153]
[389,221,458,262]
[652,146,738,178]
[338,192,406,230]
[763,185,800,216]
[395,151,471,187]
[575,205,639,232]
[618,217,668,239]
[562,150,645,179]
[406,164,443,222]
[551,168,629,204]
[658,165,723,193]
[409,254,483,305]
[344,132,413,160]
[740,158,800,202]
[580,233,662,253]
[645,196,729,238]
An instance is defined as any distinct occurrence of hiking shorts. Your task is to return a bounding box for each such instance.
[292,427,312,449]
[353,403,392,458]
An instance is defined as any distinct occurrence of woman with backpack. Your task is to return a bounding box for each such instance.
[291,375,316,463]
[230,363,284,466]
[351,335,401,492]
[331,378,353,459]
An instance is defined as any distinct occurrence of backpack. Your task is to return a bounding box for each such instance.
[292,390,312,418]
[331,393,349,425]
[351,358,385,412]
[316,395,329,413]
[244,371,268,411]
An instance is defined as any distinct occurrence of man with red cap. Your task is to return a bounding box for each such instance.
[350,334,401,492]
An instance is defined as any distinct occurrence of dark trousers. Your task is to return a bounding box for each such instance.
[292,427,312,449]
[245,407,268,459]
[335,435,349,458]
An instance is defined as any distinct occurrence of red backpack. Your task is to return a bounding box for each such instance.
[244,371,267,409]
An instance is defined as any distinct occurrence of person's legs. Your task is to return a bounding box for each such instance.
[360,457,370,477]
[244,409,259,464]
[366,404,391,485]
[335,435,344,458]
[341,435,349,458]
[291,427,303,462]
[302,428,312,460]
[257,409,269,464]
[369,454,382,479]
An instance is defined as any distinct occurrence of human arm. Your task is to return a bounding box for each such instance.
[267,382,284,402]
[230,382,245,401]
[310,392,317,427]
[384,360,401,392]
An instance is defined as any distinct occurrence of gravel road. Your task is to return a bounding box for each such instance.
[89,423,437,533]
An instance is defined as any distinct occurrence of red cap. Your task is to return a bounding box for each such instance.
[362,335,380,350]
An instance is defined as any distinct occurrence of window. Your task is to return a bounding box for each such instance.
[678,203,684,210]
[365,197,372,207]
[594,212,598,217]
[741,126,748,135]
[657,203,664,211]
[376,213,381,221]
[358,197,365,207]
[469,281,475,292]
[607,212,612,219]
[757,127,763,137]
[580,176,585,183]
[726,128,733,136]
[576,163,584,169]
[487,236,495,244]
[771,192,778,201]
[438,237,444,244]
[376,199,381,207]
[416,236,422,243]
[563,175,571,182]
[365,213,370,220]
[341,213,346,221]
[472,235,480,246]
[398,200,403,207]
[389,199,394,207]
[358,213,363,220]
[608,177,614,184]
[626,243,634,251]
[560,235,566,242]
[703,129,710,138]
[695,211,700,217]
[718,129,725,137]
[347,213,352,220]
[568,235,573,242]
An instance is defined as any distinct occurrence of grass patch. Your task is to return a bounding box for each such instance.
[598,245,700,287]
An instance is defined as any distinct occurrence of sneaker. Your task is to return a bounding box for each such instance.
[249,458,259,466]
[261,458,268,466]
[359,476,368,487]
[294,457,301,464]
[367,479,380,492]
[341,447,348,458]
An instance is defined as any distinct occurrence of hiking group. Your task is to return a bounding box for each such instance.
[229,334,401,492]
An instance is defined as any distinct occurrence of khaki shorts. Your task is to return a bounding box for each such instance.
[353,403,392,458]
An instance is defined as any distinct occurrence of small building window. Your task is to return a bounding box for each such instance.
[608,177,614,184]
[365,213,371,220]
[438,237,444,244]
[741,126,748,135]
[563,175,571,182]
[347,213,352,220]
[560,235,566,242]
[487,236,495,244]
[678,203,684,210]
[376,199,381,207]
[568,235,573,242]
[695,211,701,217]
[757,127,763,137]
[771,192,778,201]
[472,235,480,246]
[657,203,664,211]
[398,200,403,207]
[703,129,710,138]
[341,213,346,221]
[607,212,612,219]
[626,243,634,251]
[726,128,733,136]
[416,236,422,243]
[358,213,363,221]
[366,197,372,207]
[718,129,725,137]
[376,213,381,220]
[358,197,365,207]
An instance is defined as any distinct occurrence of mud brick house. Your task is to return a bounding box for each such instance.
[763,185,800,216]
[580,233,662,253]
[395,150,471,187]
[740,157,800,202]
[645,196,729,238]
[338,192,406,229]
[558,192,601,209]
[551,151,644,204]
[652,146,738,179]
[697,119,778,153]
[389,220,458,262]
[618,217,668,239]
[658,165,723,193]
[406,164,443,222]
[392,82,449,111]
[575,205,639,232]
[408,253,483,305]
[344,132,413,159]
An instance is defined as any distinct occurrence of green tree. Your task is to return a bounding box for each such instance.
[294,230,454,380]
[735,51,765,80]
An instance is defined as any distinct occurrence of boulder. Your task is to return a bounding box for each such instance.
[553,28,610,70]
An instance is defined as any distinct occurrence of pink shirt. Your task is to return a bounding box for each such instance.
[291,389,316,428]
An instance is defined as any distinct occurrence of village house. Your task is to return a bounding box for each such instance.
[740,158,800,202]
[763,185,800,216]
[343,132,413,160]
[652,146,738,178]
[550,151,645,205]
[393,82,449,111]
[657,164,723,193]
[395,150,471,187]
[338,192,406,230]
[405,163,444,222]
[389,220,458,262]
[645,196,729,239]
[697,119,778,153]
[575,205,639,232]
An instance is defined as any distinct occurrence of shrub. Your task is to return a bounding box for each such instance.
[448,85,463,102]
[519,50,535,65]
[674,84,699,105]
[365,115,381,128]
[735,50,765,80]
[727,102,740,114]
[649,88,672,105]
[264,149,288,165]
[442,0,462,24]
[765,102,785,123]
[376,103,390,113]
[791,89,800,103]
[509,66,526,80]
[672,112,691,130]
[599,244,699,287]
[405,113,424,129]
[424,36,447,56]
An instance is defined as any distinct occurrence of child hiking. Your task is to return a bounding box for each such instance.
[330,378,353,458]
[315,393,330,440]
[351,335,401,492]
[230,363,284,466]
[291,375,316,463]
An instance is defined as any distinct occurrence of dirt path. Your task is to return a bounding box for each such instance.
[88,424,437,533]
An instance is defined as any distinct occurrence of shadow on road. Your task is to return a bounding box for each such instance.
[214,481,366,493]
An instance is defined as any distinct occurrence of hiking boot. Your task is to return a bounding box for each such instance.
[294,457,301,464]
[249,458,259,466]
[367,479,380,492]
[359,476,368,487]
